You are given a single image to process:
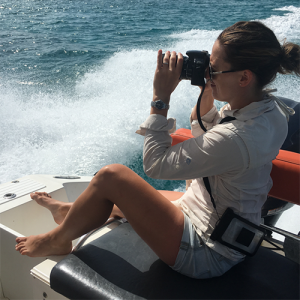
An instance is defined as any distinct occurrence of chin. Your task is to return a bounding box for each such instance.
[212,89,227,103]
[212,89,220,101]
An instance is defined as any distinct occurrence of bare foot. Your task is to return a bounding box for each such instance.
[31,192,71,225]
[15,233,72,257]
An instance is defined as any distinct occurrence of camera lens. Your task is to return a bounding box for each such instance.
[179,56,189,80]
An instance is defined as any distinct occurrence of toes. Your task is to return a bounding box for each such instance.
[31,191,51,200]
[16,237,26,243]
[30,192,38,199]
[16,241,25,248]
[40,192,51,198]
[15,239,31,255]
[40,192,49,197]
[16,242,26,251]
[20,249,30,256]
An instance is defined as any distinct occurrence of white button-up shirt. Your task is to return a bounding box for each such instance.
[136,94,288,260]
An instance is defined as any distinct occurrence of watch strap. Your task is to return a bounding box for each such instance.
[151,100,170,110]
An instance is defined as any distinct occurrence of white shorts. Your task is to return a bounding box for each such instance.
[170,213,244,279]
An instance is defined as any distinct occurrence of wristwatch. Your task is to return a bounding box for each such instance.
[151,100,170,110]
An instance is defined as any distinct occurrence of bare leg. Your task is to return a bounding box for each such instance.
[16,165,184,265]
[31,190,184,224]
[30,192,125,225]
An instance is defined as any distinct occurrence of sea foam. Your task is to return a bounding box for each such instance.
[1,6,299,202]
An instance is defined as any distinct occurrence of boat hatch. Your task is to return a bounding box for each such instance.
[0,179,45,205]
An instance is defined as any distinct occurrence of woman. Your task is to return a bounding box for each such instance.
[16,21,300,279]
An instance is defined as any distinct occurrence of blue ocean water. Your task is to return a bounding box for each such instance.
[1,0,300,192]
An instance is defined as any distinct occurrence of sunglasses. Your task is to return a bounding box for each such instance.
[209,63,237,81]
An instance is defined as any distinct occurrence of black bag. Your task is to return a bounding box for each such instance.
[210,208,265,256]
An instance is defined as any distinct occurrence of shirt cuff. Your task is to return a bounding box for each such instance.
[136,114,176,136]
[189,105,218,136]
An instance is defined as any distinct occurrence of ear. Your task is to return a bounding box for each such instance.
[239,70,253,87]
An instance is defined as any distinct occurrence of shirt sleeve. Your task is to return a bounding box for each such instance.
[189,105,220,138]
[136,114,246,180]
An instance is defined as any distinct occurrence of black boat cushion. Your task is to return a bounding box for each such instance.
[50,223,300,300]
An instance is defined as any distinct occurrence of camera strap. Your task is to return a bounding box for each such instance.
[196,85,236,218]
[202,116,236,219]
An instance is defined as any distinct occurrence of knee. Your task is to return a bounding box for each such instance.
[94,164,128,184]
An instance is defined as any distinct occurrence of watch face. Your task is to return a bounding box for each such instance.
[156,100,164,109]
[151,100,169,110]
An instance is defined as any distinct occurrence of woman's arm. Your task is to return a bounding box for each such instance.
[150,50,183,118]
[142,125,244,180]
[191,81,214,120]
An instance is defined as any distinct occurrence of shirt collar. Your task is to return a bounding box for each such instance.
[221,89,282,122]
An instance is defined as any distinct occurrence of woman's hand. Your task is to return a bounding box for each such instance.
[152,50,183,103]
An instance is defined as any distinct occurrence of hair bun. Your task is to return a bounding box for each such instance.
[279,42,300,75]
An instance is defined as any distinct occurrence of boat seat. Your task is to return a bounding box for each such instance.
[50,222,299,300]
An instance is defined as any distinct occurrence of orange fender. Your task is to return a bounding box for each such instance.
[269,150,300,205]
[171,128,194,146]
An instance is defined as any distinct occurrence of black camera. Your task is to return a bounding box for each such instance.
[163,50,210,87]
